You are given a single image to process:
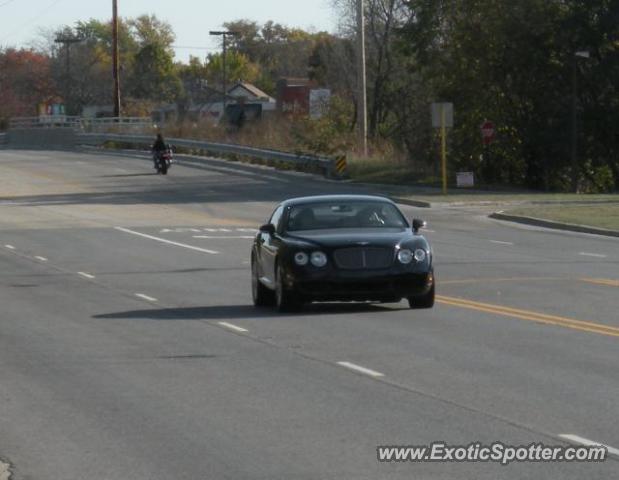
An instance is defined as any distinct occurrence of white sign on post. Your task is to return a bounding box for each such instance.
[456,171,475,187]
[431,103,454,128]
[309,89,331,119]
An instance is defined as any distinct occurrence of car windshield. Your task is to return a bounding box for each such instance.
[286,201,407,231]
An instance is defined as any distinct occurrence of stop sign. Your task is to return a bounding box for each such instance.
[481,120,495,145]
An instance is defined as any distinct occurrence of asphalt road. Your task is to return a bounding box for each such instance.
[0,149,617,479]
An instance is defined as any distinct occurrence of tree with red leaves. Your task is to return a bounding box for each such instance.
[0,48,57,124]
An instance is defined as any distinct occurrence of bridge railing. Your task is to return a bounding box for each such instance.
[77,133,341,178]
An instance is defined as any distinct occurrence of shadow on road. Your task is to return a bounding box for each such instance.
[93,303,398,321]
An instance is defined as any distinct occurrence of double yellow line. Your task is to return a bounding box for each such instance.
[437,295,619,338]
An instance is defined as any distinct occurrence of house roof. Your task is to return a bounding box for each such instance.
[228,82,274,102]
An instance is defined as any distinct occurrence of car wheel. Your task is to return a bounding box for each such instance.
[408,282,435,309]
[252,256,275,307]
[275,264,300,312]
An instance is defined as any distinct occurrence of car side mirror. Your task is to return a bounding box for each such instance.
[259,223,276,235]
[412,218,426,233]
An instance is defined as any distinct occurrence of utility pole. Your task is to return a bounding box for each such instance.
[209,30,239,121]
[356,0,368,156]
[112,0,121,118]
[54,30,82,115]
[571,50,589,193]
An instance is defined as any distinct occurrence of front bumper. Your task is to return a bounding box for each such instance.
[285,268,434,301]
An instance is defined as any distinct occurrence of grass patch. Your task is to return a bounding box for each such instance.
[391,192,619,205]
[346,155,436,185]
[505,204,619,230]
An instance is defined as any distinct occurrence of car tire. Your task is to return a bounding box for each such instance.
[252,256,275,307]
[408,282,435,309]
[275,264,300,312]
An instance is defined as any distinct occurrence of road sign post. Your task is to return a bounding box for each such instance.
[480,120,495,145]
[480,120,495,184]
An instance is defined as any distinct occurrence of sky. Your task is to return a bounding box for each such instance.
[0,0,338,63]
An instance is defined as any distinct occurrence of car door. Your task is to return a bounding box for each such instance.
[258,205,284,288]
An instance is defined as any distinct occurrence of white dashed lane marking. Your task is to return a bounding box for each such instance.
[559,434,619,457]
[337,361,384,378]
[115,227,219,255]
[4,244,15,250]
[193,235,254,240]
[218,322,249,333]
[160,227,257,234]
[34,256,48,262]
[578,252,607,258]
[78,272,95,279]
[490,240,514,246]
[135,293,158,302]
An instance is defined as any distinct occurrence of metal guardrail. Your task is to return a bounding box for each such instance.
[9,116,152,132]
[77,133,340,178]
[9,116,82,129]
[80,117,153,133]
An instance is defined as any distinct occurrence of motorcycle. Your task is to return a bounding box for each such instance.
[153,146,173,175]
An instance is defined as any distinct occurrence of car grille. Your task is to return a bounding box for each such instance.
[333,247,394,269]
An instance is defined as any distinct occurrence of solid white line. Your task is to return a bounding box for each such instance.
[4,244,15,250]
[490,240,514,246]
[115,227,219,255]
[559,434,619,457]
[337,361,384,377]
[34,256,48,262]
[193,235,255,239]
[135,293,158,302]
[579,252,607,258]
[218,321,249,333]
[78,272,95,279]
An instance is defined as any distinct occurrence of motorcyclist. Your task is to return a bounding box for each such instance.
[151,133,167,169]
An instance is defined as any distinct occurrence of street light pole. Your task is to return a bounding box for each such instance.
[571,50,589,193]
[209,30,239,120]
[54,30,82,115]
[112,0,121,118]
[356,0,368,156]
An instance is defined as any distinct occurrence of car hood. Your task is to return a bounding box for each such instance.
[286,228,420,249]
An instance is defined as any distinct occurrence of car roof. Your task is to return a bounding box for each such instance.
[279,194,397,208]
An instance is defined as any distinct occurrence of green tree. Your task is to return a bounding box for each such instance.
[128,15,175,53]
[400,0,619,190]
[205,51,261,89]
[130,43,182,101]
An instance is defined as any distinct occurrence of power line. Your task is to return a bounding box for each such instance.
[0,0,65,43]
[171,45,219,51]
[0,0,18,8]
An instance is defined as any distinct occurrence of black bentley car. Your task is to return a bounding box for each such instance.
[251,195,434,311]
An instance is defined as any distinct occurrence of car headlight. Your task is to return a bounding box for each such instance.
[397,249,414,264]
[414,248,427,262]
[310,251,328,267]
[294,252,309,266]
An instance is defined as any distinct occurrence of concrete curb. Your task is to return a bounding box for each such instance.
[489,212,619,238]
